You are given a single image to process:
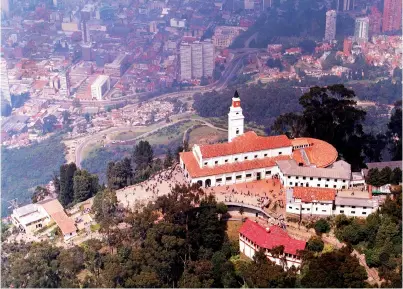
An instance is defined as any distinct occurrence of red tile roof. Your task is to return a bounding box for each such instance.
[51,211,77,235]
[239,219,306,255]
[293,186,336,202]
[291,137,338,168]
[180,151,291,178]
[199,132,292,158]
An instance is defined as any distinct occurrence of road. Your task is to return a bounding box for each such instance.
[75,116,227,168]
[72,48,263,167]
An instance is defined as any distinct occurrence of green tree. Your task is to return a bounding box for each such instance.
[107,157,132,190]
[133,140,154,169]
[31,186,50,203]
[92,189,118,229]
[299,85,367,170]
[73,169,99,203]
[300,246,367,288]
[164,148,174,168]
[84,112,91,123]
[379,167,393,186]
[314,219,330,235]
[390,167,402,185]
[271,112,306,138]
[366,168,382,187]
[58,163,77,207]
[42,114,58,134]
[307,236,324,252]
[387,101,402,161]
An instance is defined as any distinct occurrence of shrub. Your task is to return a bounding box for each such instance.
[307,236,324,252]
[314,219,330,235]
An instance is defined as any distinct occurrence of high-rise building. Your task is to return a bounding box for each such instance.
[91,75,110,100]
[382,0,402,33]
[244,0,254,10]
[191,42,203,79]
[180,43,192,80]
[0,58,11,103]
[325,10,337,41]
[180,41,215,80]
[368,6,382,36]
[202,40,214,78]
[1,0,10,18]
[81,20,91,43]
[337,0,354,11]
[59,69,70,98]
[262,0,273,10]
[354,17,369,42]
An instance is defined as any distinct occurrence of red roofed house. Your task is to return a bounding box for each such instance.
[286,186,336,215]
[239,219,306,269]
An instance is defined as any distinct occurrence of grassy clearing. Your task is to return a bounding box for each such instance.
[140,120,196,146]
[188,125,227,146]
[226,220,243,242]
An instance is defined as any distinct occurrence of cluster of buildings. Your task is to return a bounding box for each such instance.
[179,92,391,269]
[325,0,402,43]
[11,199,77,241]
[180,93,377,218]
[179,40,214,81]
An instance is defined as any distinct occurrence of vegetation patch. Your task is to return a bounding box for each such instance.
[1,135,66,216]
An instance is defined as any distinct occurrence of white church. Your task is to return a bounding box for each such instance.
[180,91,353,188]
[179,91,376,218]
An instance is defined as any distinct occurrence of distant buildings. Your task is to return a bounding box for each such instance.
[354,17,369,42]
[91,75,110,100]
[170,18,186,28]
[0,58,11,103]
[191,42,203,79]
[1,0,10,18]
[382,0,402,33]
[202,40,215,78]
[104,54,128,77]
[244,0,254,10]
[180,44,192,80]
[213,26,247,49]
[180,40,215,80]
[368,6,382,36]
[324,10,337,41]
[336,0,354,11]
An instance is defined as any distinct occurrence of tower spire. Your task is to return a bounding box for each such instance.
[228,91,244,142]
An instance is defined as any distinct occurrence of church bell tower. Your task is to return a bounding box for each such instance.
[228,90,244,142]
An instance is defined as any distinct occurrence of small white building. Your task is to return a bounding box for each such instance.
[11,204,51,235]
[239,219,306,270]
[286,187,376,218]
[11,199,77,241]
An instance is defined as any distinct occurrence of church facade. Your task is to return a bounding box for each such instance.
[179,92,352,190]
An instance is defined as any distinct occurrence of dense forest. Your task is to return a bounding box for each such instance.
[193,83,301,128]
[1,134,66,216]
[2,183,401,288]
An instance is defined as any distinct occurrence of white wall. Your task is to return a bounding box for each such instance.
[201,146,292,168]
[334,204,374,217]
[281,174,349,190]
[239,235,302,270]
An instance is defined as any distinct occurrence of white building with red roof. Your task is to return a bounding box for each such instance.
[239,219,306,269]
[179,91,350,189]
